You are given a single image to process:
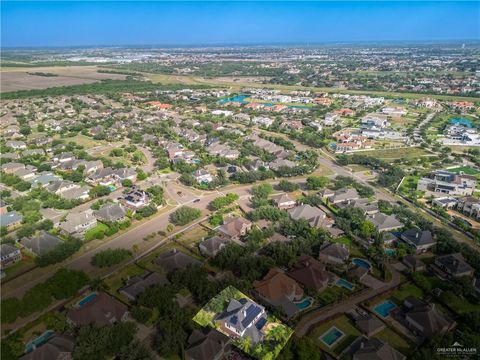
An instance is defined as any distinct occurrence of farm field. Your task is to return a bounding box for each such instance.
[1,66,127,92]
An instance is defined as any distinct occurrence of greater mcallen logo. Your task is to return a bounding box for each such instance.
[437,342,477,357]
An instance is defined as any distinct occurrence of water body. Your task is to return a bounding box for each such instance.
[218,94,310,108]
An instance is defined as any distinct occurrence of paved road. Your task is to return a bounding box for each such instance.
[2,182,256,300]
[295,263,401,337]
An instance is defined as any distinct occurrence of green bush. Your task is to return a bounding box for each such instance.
[92,249,132,268]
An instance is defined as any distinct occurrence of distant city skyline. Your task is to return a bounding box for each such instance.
[2,1,479,47]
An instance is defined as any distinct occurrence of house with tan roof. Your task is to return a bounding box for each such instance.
[253,268,304,318]
[288,255,336,292]
[218,217,252,241]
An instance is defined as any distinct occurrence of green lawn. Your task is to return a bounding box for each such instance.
[440,291,480,314]
[358,147,433,161]
[310,315,361,356]
[332,236,353,246]
[104,263,146,293]
[376,327,414,355]
[84,222,110,241]
[392,283,424,302]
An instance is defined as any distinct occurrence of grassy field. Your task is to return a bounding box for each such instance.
[54,133,107,149]
[1,66,127,92]
[357,147,433,161]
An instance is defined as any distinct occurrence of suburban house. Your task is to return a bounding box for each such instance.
[120,186,150,209]
[335,198,379,215]
[214,298,267,343]
[19,334,75,360]
[5,140,27,150]
[30,172,62,188]
[0,210,23,229]
[434,253,474,278]
[343,336,405,360]
[367,212,403,232]
[67,292,128,326]
[318,242,350,265]
[193,169,214,184]
[402,255,426,272]
[361,113,390,129]
[46,180,90,201]
[400,229,436,253]
[185,329,230,360]
[58,210,97,237]
[287,255,335,292]
[358,318,387,339]
[272,193,296,210]
[119,272,169,302]
[324,188,360,204]
[0,244,22,267]
[20,231,62,256]
[154,248,201,273]
[218,217,252,241]
[403,296,454,339]
[288,204,332,229]
[417,170,477,196]
[199,236,229,257]
[253,268,304,318]
[94,203,127,223]
[456,196,480,220]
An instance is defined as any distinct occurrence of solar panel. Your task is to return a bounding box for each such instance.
[242,304,261,328]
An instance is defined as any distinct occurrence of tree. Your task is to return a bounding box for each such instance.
[89,185,111,198]
[251,183,274,198]
[169,206,201,226]
[92,249,131,268]
[278,180,299,192]
[359,220,376,239]
[209,193,239,210]
[306,176,329,190]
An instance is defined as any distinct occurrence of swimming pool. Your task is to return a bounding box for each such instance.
[449,117,473,128]
[352,258,372,270]
[78,293,97,308]
[385,249,396,256]
[319,326,345,347]
[294,297,313,310]
[336,278,355,290]
[25,330,54,353]
[373,300,397,318]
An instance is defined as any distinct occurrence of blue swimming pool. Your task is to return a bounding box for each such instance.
[385,249,396,256]
[336,278,355,290]
[450,117,473,128]
[25,330,54,353]
[320,327,344,347]
[352,258,372,270]
[294,297,313,310]
[218,94,249,104]
[78,293,97,307]
[373,300,397,318]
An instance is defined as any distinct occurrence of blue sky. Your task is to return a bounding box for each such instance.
[2,1,479,47]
